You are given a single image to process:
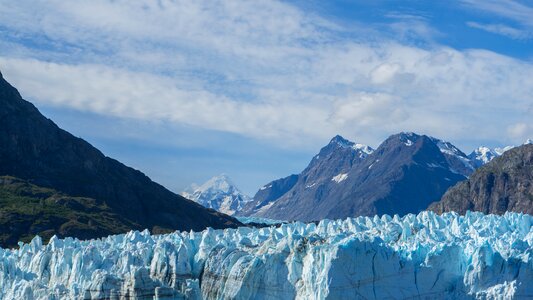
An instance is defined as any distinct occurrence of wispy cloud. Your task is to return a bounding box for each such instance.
[461,0,533,27]
[466,21,531,39]
[0,0,532,148]
[461,0,533,39]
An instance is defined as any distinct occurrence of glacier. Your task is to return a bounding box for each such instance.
[1,211,533,299]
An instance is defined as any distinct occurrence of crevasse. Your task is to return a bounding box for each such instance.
[1,211,532,299]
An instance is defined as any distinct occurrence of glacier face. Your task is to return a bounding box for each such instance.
[1,211,533,299]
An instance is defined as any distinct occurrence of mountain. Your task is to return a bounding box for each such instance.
[468,146,499,168]
[429,144,533,215]
[0,70,240,246]
[237,174,299,216]
[239,135,375,218]
[181,174,252,215]
[4,212,533,299]
[249,133,467,221]
[429,137,475,177]
[468,140,532,168]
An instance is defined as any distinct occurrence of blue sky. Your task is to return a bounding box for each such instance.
[1,0,532,194]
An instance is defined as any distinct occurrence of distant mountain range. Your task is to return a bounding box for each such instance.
[181,174,252,215]
[0,70,240,247]
[430,143,533,215]
[235,134,531,221]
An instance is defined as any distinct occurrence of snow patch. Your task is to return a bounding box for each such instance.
[259,184,272,191]
[426,163,444,169]
[331,173,348,183]
[305,182,317,189]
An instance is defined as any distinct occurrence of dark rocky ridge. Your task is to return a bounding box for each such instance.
[238,174,299,216]
[0,71,240,245]
[429,144,533,215]
[252,133,467,221]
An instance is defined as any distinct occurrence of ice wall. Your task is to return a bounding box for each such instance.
[1,211,532,299]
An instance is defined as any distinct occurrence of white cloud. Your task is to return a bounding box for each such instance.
[0,0,533,149]
[507,123,532,140]
[466,21,531,39]
[461,0,533,28]
[0,57,334,143]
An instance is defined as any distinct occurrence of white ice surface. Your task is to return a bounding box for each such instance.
[1,211,533,299]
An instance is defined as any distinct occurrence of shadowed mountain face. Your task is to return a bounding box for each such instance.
[249,133,467,222]
[0,71,240,246]
[238,174,299,216]
[430,144,533,215]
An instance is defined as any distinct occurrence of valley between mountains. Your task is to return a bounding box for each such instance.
[1,70,533,299]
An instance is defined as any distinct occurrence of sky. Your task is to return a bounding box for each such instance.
[1,0,532,195]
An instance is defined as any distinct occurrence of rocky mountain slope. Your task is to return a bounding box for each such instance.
[0,70,240,247]
[238,174,299,216]
[430,144,533,215]
[248,133,467,221]
[182,174,252,215]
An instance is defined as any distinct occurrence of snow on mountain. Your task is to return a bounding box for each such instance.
[468,141,531,168]
[2,211,533,299]
[331,173,348,183]
[330,135,374,158]
[182,174,252,215]
[469,146,499,167]
[353,143,374,157]
[494,146,514,156]
[253,133,469,221]
[429,136,475,176]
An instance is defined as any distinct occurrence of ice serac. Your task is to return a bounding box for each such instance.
[182,174,252,215]
[2,211,533,299]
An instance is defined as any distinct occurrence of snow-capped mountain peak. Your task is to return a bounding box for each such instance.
[327,135,374,157]
[468,146,498,168]
[328,135,354,148]
[468,143,519,167]
[199,174,234,193]
[182,174,251,215]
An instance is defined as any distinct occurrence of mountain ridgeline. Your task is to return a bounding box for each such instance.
[239,133,479,221]
[430,144,533,215]
[0,71,240,247]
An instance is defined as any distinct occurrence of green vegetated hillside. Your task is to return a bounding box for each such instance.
[0,176,137,248]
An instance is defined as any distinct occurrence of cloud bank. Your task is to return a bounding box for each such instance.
[0,0,532,148]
